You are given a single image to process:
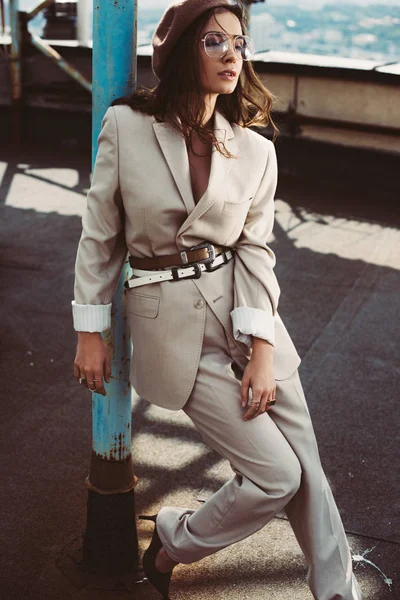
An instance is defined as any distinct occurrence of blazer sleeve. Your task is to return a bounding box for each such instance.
[230,139,280,347]
[71,106,128,332]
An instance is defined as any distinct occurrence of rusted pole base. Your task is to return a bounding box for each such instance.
[83,488,139,575]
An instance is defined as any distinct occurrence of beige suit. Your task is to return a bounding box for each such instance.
[72,105,362,599]
[73,105,300,410]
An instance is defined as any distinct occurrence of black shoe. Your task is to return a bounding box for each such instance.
[139,513,174,600]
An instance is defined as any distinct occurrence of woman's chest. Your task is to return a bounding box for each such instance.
[118,126,262,221]
[187,137,212,205]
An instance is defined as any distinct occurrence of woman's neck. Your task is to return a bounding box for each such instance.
[202,93,218,127]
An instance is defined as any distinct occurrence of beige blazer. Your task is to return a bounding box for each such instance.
[73,105,301,410]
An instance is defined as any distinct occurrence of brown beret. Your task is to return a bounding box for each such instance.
[152,0,237,79]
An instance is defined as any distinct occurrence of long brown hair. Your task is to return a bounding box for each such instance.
[112,2,278,156]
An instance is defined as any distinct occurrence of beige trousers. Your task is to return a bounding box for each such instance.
[156,305,362,600]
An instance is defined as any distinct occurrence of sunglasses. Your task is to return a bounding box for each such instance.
[201,31,255,61]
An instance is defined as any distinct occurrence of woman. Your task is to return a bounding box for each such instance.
[72,1,362,599]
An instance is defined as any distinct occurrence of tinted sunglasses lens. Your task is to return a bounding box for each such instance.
[204,33,229,57]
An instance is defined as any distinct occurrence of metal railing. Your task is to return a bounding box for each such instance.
[7,0,91,146]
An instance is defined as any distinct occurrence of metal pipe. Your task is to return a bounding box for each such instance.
[1,0,5,35]
[83,0,138,574]
[77,0,91,46]
[9,0,21,100]
[27,0,54,22]
[30,34,92,92]
[9,0,22,147]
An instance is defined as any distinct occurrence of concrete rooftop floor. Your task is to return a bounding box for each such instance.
[0,140,399,600]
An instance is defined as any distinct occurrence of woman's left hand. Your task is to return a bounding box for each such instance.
[241,338,276,421]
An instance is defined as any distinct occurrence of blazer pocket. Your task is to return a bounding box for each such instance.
[127,291,160,319]
[222,197,253,212]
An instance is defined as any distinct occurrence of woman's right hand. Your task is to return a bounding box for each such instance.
[73,332,111,396]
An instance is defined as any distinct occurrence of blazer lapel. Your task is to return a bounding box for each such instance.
[176,110,238,239]
[152,119,196,215]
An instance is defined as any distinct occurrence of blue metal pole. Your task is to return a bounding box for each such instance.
[83,0,138,574]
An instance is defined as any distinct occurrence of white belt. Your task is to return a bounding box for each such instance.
[124,250,234,289]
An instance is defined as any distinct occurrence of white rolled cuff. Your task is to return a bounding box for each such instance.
[71,300,112,332]
[230,306,275,348]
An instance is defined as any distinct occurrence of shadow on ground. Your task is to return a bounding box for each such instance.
[0,143,398,599]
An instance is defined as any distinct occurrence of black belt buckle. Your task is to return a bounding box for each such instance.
[171,263,202,281]
[205,250,232,272]
[189,242,216,265]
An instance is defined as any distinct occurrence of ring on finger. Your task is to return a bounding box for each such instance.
[79,377,86,385]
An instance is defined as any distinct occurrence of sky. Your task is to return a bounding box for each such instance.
[139,0,167,6]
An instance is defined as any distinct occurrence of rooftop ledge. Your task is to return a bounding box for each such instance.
[1,33,398,78]
[137,44,400,79]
